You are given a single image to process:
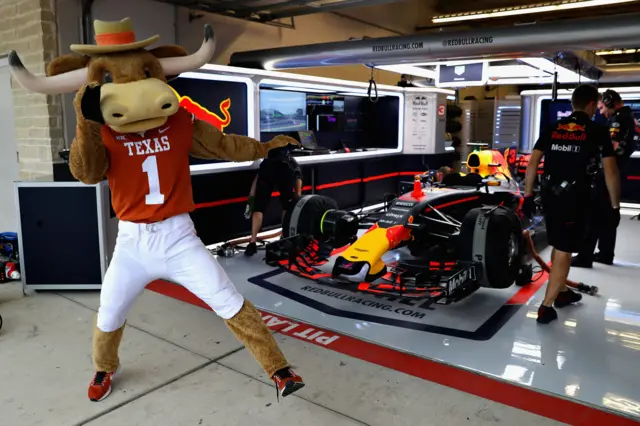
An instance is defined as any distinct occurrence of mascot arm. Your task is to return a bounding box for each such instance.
[69,85,109,184]
[190,120,298,161]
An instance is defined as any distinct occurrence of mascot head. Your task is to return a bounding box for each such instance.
[9,17,216,133]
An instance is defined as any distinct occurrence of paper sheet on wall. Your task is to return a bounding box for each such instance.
[403,93,436,154]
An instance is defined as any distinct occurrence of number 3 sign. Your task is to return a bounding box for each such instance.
[438,105,445,117]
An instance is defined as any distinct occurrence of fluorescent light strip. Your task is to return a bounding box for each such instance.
[432,0,637,23]
[377,64,437,79]
[273,86,336,93]
[200,63,405,94]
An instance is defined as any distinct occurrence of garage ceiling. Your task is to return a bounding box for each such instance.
[156,0,412,22]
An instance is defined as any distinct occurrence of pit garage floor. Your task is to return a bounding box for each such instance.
[1,214,640,425]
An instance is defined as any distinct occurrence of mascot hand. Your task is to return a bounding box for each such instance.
[75,83,105,125]
[266,135,299,151]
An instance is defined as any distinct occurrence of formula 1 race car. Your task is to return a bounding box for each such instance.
[266,164,546,305]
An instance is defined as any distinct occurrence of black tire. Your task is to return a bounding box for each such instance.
[515,264,534,286]
[457,206,522,289]
[282,195,338,239]
[446,120,463,134]
[447,105,463,118]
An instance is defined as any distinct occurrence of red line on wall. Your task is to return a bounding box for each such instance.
[627,176,640,180]
[195,171,420,210]
[146,278,636,426]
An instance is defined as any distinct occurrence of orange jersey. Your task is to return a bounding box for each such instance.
[102,108,195,223]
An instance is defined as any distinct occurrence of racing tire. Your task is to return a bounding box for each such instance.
[457,206,522,289]
[446,120,463,134]
[515,264,534,286]
[447,105,463,118]
[282,194,339,239]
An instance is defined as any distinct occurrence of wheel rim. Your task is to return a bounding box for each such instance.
[507,232,518,268]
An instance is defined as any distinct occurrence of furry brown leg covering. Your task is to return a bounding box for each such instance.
[224,300,289,378]
[92,315,125,373]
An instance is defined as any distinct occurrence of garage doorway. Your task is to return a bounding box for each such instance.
[0,57,20,233]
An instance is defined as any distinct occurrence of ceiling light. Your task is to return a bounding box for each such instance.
[432,0,638,23]
[377,64,437,79]
[271,86,335,93]
[596,49,638,55]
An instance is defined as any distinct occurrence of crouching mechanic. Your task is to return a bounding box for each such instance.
[9,18,305,402]
[524,84,621,324]
[245,144,303,256]
[573,89,638,267]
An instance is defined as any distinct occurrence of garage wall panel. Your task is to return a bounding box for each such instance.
[0,0,63,180]
[175,8,400,85]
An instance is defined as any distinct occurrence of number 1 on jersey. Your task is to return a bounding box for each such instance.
[142,155,165,205]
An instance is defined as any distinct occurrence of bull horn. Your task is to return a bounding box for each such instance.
[159,24,216,77]
[8,50,87,95]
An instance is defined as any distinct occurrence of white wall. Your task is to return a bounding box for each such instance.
[0,58,19,232]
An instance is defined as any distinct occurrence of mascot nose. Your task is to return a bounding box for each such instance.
[158,95,176,111]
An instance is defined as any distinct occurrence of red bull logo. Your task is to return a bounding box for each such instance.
[556,123,585,132]
[171,88,232,132]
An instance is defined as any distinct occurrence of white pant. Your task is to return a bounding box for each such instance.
[97,213,244,332]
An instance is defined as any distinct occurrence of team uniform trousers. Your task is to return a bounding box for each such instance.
[97,213,244,333]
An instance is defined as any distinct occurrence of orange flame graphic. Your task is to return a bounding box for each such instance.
[171,88,232,132]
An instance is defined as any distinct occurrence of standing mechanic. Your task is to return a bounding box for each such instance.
[245,143,303,256]
[572,89,638,267]
[524,84,621,324]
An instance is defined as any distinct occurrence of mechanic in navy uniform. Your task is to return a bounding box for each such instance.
[245,143,303,256]
[572,89,638,267]
[524,85,621,324]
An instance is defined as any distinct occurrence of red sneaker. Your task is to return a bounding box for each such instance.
[88,368,118,402]
[273,368,305,399]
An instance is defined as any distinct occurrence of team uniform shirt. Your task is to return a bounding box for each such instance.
[534,111,614,214]
[101,107,196,224]
[608,106,639,169]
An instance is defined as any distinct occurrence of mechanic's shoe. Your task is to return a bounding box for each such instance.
[537,305,558,324]
[571,256,592,268]
[554,289,583,308]
[88,367,119,402]
[245,242,257,257]
[273,368,305,399]
[593,252,614,265]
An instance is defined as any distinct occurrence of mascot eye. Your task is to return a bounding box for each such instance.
[103,71,113,84]
[144,68,151,78]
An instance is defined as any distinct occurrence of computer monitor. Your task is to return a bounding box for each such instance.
[260,89,307,132]
[297,130,317,149]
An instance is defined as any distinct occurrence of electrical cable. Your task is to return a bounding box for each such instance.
[367,66,379,103]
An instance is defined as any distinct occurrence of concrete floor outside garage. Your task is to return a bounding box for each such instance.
[3,213,640,425]
[0,280,563,425]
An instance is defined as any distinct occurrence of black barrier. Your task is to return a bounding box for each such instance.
[169,76,250,166]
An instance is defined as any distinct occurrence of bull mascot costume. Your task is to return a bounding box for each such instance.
[8,18,304,402]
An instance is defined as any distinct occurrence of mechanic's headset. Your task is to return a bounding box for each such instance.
[602,89,621,110]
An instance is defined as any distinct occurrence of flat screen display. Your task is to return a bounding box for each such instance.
[297,130,317,149]
[333,100,345,112]
[260,90,307,132]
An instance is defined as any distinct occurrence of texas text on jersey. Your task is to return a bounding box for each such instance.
[101,107,196,223]
[609,106,639,166]
[534,111,614,186]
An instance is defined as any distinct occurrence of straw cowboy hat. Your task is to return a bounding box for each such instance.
[70,17,160,55]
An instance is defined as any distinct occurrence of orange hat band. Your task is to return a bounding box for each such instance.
[95,31,136,46]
